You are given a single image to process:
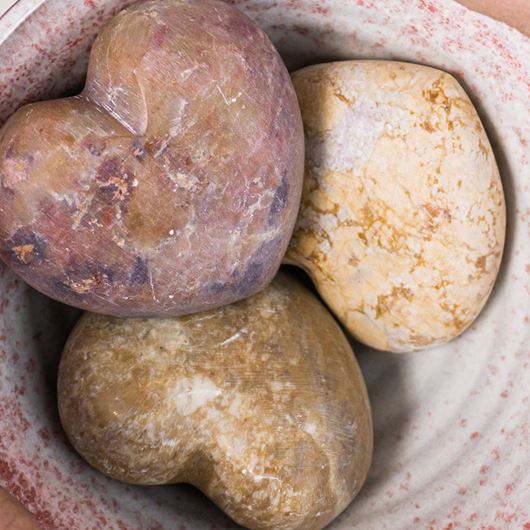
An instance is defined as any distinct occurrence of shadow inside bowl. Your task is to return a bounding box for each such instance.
[133,484,245,530]
[327,340,411,528]
[25,288,81,431]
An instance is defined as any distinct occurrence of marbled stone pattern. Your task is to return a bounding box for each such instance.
[57,272,373,530]
[287,61,506,353]
[0,0,304,317]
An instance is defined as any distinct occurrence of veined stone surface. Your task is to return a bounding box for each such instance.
[58,272,373,530]
[0,0,304,317]
[287,61,506,353]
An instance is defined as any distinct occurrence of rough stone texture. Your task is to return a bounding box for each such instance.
[57,272,373,530]
[286,61,506,353]
[0,0,304,317]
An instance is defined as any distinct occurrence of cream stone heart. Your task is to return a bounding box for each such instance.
[287,61,505,352]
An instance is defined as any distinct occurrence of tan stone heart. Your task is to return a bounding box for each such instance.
[58,272,373,530]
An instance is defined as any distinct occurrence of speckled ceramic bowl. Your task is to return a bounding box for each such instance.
[0,1,529,529]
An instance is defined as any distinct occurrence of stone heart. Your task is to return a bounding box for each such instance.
[287,61,505,352]
[58,272,373,530]
[0,0,304,316]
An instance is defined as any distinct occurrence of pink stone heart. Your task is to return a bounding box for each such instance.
[0,0,304,317]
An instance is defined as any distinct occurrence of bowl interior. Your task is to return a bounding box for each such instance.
[0,1,529,529]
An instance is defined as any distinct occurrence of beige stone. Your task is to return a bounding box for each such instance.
[287,61,506,352]
[58,272,373,530]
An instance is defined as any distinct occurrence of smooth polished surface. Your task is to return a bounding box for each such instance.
[287,60,505,352]
[0,0,304,317]
[58,272,373,530]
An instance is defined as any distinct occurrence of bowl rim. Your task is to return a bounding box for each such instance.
[0,0,45,45]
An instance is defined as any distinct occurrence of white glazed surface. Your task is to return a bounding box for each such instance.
[0,0,528,529]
